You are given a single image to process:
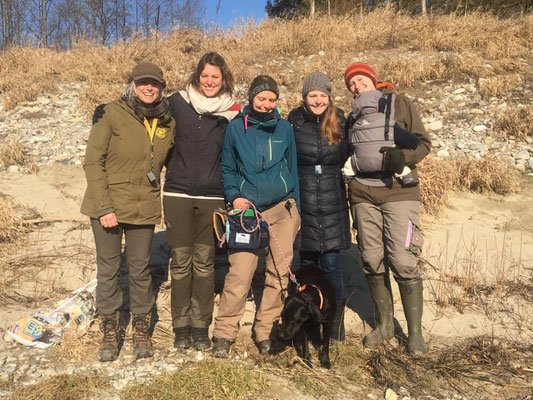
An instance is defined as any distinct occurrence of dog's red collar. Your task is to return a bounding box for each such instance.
[299,284,324,310]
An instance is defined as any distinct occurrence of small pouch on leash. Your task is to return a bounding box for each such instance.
[226,207,269,250]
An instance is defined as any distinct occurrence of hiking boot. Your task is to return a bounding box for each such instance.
[173,326,191,350]
[212,337,233,358]
[398,279,428,357]
[363,274,395,348]
[331,300,346,343]
[192,327,211,351]
[132,314,154,360]
[257,340,271,355]
[98,312,121,362]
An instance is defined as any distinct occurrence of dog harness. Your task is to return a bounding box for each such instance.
[299,284,324,310]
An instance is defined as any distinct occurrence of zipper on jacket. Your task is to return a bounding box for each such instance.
[269,135,272,161]
[280,165,288,193]
[240,177,245,192]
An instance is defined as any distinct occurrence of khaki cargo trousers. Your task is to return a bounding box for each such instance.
[91,219,155,315]
[354,200,423,281]
[164,196,225,329]
[213,199,300,343]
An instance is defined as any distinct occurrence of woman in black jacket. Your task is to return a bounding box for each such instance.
[163,52,240,351]
[288,71,351,341]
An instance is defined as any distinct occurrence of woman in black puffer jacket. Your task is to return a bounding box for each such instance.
[288,71,351,341]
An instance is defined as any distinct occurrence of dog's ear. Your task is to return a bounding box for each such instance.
[302,292,322,323]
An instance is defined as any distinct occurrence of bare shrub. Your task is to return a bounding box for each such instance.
[493,105,533,140]
[0,140,37,172]
[418,155,458,216]
[418,155,521,216]
[0,197,23,243]
[478,74,523,99]
[454,156,521,195]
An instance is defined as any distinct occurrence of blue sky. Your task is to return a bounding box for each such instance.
[204,0,267,28]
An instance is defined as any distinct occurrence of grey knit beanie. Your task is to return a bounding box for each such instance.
[302,71,331,98]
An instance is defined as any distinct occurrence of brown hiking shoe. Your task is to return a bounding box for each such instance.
[98,313,121,362]
[132,314,154,360]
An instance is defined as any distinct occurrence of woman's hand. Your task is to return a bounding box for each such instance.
[232,198,250,210]
[99,212,118,228]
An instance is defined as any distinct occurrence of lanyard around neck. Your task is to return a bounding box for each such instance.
[143,118,158,171]
[143,118,158,144]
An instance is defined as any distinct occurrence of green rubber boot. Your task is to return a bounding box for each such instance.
[398,279,427,357]
[363,274,395,348]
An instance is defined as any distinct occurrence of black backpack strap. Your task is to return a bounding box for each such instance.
[383,94,392,141]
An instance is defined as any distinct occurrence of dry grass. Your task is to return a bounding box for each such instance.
[367,337,532,398]
[493,105,533,140]
[479,74,523,98]
[121,359,267,400]
[454,156,521,194]
[52,329,100,363]
[0,197,28,243]
[10,373,110,400]
[0,140,37,172]
[418,155,521,216]
[0,10,531,111]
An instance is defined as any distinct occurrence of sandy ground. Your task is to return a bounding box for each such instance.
[0,165,532,353]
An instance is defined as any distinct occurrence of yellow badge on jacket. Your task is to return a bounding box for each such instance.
[155,127,167,138]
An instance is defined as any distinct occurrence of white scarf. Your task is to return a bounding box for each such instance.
[180,84,239,121]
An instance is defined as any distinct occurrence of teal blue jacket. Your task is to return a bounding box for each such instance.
[222,107,300,212]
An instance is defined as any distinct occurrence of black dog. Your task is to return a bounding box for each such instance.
[279,267,336,369]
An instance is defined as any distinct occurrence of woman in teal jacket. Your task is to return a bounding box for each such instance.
[212,75,301,358]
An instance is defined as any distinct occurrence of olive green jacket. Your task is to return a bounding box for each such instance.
[81,99,175,224]
[348,90,431,204]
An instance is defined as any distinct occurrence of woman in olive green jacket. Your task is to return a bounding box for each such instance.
[81,62,175,362]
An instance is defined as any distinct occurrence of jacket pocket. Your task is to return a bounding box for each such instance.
[107,172,130,185]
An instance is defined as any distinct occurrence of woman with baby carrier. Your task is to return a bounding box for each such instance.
[81,62,175,362]
[287,71,351,342]
[212,75,301,358]
[344,62,431,356]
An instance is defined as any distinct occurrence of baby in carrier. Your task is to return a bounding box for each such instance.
[345,64,420,188]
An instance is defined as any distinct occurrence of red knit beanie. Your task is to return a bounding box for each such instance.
[344,63,377,90]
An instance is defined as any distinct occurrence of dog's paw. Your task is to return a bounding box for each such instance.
[320,359,331,369]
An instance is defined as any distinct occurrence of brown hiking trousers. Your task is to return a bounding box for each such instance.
[163,196,225,329]
[91,219,155,315]
[213,199,300,343]
[353,200,423,281]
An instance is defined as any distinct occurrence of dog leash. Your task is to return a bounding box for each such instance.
[242,202,301,291]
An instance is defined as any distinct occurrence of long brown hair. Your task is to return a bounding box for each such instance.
[188,52,235,96]
[319,98,341,145]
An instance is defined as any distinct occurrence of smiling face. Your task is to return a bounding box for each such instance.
[252,90,278,113]
[135,78,162,104]
[348,74,375,95]
[199,63,223,97]
[305,90,330,115]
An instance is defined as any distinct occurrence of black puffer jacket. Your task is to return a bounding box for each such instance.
[288,106,351,253]
[163,92,230,197]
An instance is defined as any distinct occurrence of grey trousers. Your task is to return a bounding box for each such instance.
[163,196,225,329]
[354,201,423,281]
[91,219,155,315]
